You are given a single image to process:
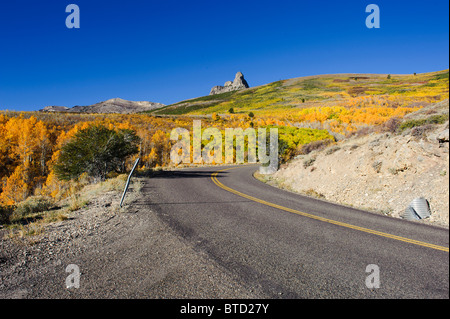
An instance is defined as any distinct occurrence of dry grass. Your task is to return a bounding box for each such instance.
[2,174,130,240]
[303,188,326,199]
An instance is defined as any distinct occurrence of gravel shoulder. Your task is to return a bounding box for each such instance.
[0,178,262,299]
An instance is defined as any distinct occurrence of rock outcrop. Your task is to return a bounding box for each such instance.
[210,72,249,95]
[437,127,449,146]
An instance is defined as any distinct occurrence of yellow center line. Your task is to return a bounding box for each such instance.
[211,167,449,253]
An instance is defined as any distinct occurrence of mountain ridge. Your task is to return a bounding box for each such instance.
[40,98,165,114]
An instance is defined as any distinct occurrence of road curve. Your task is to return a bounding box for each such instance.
[147,165,449,298]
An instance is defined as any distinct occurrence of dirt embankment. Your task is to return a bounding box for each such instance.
[270,102,449,228]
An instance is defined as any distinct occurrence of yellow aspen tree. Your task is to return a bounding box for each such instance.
[0,165,28,205]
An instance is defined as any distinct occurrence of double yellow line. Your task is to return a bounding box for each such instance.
[211,167,449,253]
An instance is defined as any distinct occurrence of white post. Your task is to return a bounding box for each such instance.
[120,158,140,208]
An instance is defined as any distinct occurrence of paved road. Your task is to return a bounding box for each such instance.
[3,164,447,299]
[146,165,449,298]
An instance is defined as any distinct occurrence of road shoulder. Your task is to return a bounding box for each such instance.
[0,177,263,299]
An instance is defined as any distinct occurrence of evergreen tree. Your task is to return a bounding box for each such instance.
[53,125,140,181]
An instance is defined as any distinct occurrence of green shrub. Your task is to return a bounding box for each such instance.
[54,125,140,181]
[372,161,383,173]
[399,114,449,131]
[325,146,341,155]
[399,119,426,131]
[426,114,449,124]
[303,157,316,169]
[10,196,54,223]
[433,72,449,81]
[304,188,325,199]
[0,205,15,225]
[299,139,334,155]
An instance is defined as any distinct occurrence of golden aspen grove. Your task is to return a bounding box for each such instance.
[0,70,448,211]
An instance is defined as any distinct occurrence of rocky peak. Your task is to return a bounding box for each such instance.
[210,72,250,95]
[233,72,249,89]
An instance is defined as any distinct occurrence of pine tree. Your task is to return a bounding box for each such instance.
[53,125,140,181]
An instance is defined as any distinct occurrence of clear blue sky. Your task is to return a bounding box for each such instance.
[0,0,448,111]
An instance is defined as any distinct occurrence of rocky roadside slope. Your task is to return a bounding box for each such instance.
[269,101,449,228]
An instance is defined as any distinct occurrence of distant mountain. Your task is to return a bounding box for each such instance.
[40,98,165,114]
[40,106,71,112]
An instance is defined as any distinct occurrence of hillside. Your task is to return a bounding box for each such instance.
[262,99,449,227]
[153,70,448,115]
[2,69,448,231]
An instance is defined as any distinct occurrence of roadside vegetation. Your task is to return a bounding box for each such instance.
[152,70,448,137]
[1,69,448,233]
[0,112,333,231]
[1,174,128,241]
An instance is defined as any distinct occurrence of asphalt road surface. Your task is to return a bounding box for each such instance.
[145,165,449,299]
[2,165,448,299]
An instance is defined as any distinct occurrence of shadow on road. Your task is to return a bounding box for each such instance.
[136,169,228,180]
[134,199,251,206]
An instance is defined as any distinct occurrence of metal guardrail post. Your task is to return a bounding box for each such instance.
[120,158,140,208]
